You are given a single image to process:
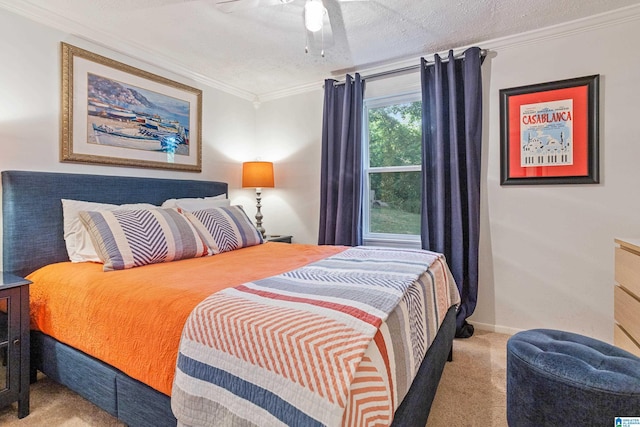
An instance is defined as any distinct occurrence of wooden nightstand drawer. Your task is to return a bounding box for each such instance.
[614,284,640,346]
[615,246,640,298]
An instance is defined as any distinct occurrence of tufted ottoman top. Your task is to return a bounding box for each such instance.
[508,329,640,394]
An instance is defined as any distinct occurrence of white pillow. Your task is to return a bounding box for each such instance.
[62,199,156,263]
[161,195,229,212]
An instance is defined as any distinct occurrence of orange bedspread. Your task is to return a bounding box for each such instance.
[28,243,345,396]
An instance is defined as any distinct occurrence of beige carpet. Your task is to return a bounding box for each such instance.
[0,330,509,426]
[427,330,509,427]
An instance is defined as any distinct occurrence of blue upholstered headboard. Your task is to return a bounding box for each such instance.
[2,170,228,277]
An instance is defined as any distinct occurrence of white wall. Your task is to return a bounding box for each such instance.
[253,90,325,244]
[258,10,640,343]
[0,8,256,268]
[3,5,639,343]
[473,12,640,342]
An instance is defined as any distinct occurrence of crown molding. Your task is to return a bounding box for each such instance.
[481,2,640,52]
[2,1,640,102]
[258,81,324,103]
[0,0,257,102]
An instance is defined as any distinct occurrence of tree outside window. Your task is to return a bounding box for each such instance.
[364,94,422,242]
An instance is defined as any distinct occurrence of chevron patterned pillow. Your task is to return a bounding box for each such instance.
[183,205,264,254]
[79,208,209,271]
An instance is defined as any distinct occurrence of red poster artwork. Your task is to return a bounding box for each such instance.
[499,75,599,185]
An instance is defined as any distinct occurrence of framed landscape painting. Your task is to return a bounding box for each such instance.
[499,75,599,185]
[60,42,202,172]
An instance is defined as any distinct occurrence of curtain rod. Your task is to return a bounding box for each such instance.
[333,48,487,86]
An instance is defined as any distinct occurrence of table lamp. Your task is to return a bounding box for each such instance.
[242,161,274,238]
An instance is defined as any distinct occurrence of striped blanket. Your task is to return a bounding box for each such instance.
[172,246,460,426]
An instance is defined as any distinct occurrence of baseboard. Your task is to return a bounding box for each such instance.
[470,321,522,336]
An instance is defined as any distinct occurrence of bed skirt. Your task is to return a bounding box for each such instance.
[30,305,456,427]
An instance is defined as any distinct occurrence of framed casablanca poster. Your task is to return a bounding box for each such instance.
[499,75,599,185]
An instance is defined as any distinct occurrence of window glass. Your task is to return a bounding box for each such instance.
[369,171,421,235]
[368,102,422,168]
[363,94,422,242]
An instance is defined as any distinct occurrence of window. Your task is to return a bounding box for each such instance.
[363,92,422,246]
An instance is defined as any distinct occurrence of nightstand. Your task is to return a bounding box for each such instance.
[265,235,292,243]
[0,272,31,418]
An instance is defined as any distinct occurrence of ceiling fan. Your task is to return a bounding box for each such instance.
[214,0,366,57]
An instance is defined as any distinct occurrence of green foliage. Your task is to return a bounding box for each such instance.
[368,102,422,167]
[370,206,421,235]
[370,171,421,214]
[367,101,422,218]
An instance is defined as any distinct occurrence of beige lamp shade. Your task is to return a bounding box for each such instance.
[242,161,274,188]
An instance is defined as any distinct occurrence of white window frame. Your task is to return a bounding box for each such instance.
[362,91,422,248]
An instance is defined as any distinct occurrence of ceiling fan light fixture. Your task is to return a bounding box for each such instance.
[304,0,325,32]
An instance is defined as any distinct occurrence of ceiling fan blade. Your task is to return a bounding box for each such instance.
[305,21,334,55]
[305,0,357,57]
[323,0,347,48]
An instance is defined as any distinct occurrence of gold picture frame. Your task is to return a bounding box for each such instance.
[60,42,202,172]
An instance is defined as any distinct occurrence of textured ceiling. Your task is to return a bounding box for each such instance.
[1,0,639,99]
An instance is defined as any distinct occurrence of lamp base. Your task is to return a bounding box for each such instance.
[255,188,266,238]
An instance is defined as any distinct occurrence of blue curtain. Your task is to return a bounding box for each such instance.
[318,74,365,246]
[420,48,483,338]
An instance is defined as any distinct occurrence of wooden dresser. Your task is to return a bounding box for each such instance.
[614,238,640,357]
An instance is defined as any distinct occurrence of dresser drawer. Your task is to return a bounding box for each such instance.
[615,246,640,297]
[614,285,640,345]
[614,323,640,358]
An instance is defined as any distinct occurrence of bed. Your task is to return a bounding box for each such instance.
[2,170,458,427]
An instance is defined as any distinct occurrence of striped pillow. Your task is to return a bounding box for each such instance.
[183,206,263,254]
[79,208,209,271]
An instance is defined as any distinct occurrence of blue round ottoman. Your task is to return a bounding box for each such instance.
[507,329,640,426]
